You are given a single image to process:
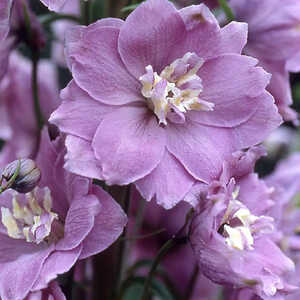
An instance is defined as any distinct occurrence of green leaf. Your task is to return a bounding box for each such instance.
[120,276,176,300]
[126,259,166,278]
[123,284,144,300]
[121,2,144,13]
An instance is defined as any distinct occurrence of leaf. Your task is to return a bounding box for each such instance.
[121,2,144,13]
[120,276,176,300]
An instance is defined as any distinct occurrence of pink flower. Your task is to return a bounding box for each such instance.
[0,129,127,300]
[50,0,281,209]
[229,0,300,124]
[189,148,297,299]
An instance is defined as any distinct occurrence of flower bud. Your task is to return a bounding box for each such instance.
[1,159,41,193]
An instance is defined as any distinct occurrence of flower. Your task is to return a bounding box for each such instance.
[228,0,300,124]
[0,129,127,300]
[264,153,300,300]
[189,147,296,299]
[50,0,282,209]
[223,152,300,299]
[0,52,60,168]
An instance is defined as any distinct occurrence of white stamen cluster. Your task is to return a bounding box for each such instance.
[1,187,59,244]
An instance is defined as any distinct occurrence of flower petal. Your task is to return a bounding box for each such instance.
[31,246,82,290]
[50,80,114,141]
[56,196,101,251]
[0,0,12,41]
[166,121,234,183]
[0,233,53,300]
[135,150,195,209]
[177,5,247,60]
[118,0,186,78]
[65,24,141,105]
[92,105,166,185]
[188,54,271,127]
[80,186,127,259]
[64,135,103,180]
[39,0,67,12]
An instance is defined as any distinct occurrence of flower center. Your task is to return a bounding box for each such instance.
[1,187,64,244]
[139,52,214,125]
[219,190,274,251]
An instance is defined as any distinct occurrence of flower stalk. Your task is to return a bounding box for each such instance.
[140,208,194,300]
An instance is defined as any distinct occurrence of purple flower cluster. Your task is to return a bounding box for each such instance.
[0,0,300,298]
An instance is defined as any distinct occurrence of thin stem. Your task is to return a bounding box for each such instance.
[141,209,194,300]
[40,13,81,26]
[141,238,177,300]
[32,53,44,132]
[184,265,199,300]
[111,185,131,300]
[218,0,235,22]
[81,0,91,25]
[127,196,146,253]
[30,51,44,158]
[121,228,166,241]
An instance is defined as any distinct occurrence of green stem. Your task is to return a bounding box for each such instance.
[30,52,45,158]
[184,265,199,300]
[111,185,131,300]
[218,0,235,22]
[141,239,177,300]
[81,0,91,25]
[40,13,81,26]
[121,228,166,241]
[32,53,44,132]
[141,208,194,300]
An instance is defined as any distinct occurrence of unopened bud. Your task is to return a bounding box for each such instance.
[1,159,41,193]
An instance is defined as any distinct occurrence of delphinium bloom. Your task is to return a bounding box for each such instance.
[0,52,59,168]
[227,0,300,124]
[0,130,127,300]
[265,154,300,299]
[129,187,221,299]
[223,153,300,299]
[50,0,282,209]
[189,147,297,299]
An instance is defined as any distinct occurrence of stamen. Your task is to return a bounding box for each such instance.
[139,52,214,125]
[1,187,63,244]
[219,189,274,251]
